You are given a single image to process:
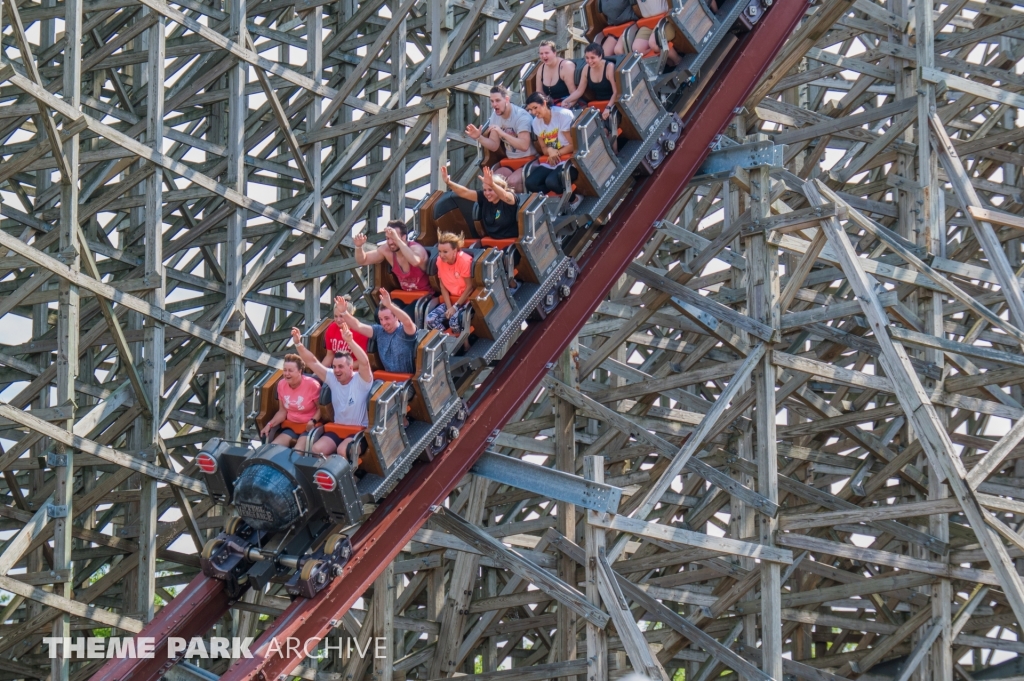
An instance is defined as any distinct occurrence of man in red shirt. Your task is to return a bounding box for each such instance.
[322,296,369,367]
[426,232,474,333]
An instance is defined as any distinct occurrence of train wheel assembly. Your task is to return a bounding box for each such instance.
[449,403,468,430]
[426,431,449,458]
[534,290,560,319]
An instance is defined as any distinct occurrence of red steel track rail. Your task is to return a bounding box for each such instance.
[95,3,806,678]
[97,573,232,681]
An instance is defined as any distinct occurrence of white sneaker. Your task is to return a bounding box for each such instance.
[568,194,582,212]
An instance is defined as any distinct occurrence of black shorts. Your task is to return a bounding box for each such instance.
[279,427,302,440]
[318,431,354,447]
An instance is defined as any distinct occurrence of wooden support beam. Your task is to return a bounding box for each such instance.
[589,512,793,564]
[808,177,1024,631]
[430,507,610,628]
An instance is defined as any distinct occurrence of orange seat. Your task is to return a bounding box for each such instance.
[390,289,431,304]
[602,22,634,38]
[281,419,310,434]
[481,238,518,248]
[636,13,667,28]
[538,152,573,166]
[323,423,363,438]
[373,370,413,382]
[546,184,577,198]
[499,156,536,171]
[463,239,481,248]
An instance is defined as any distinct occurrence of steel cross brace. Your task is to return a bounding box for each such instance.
[470,450,623,513]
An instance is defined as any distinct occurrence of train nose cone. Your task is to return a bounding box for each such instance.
[232,463,302,531]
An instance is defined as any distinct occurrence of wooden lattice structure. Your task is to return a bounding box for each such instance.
[2,0,1024,679]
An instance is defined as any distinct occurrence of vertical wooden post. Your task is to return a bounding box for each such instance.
[137,4,166,623]
[373,563,396,681]
[916,2,951,677]
[584,456,607,681]
[430,475,488,677]
[556,341,579,668]
[429,0,448,190]
[223,0,248,440]
[306,4,325,337]
[391,0,408,219]
[746,165,781,679]
[52,0,82,676]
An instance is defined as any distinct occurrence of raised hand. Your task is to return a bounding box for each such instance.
[465,123,482,140]
[341,322,354,343]
[384,226,397,241]
[353,233,367,248]
[480,166,494,190]
[440,166,451,186]
[379,288,393,308]
[291,327,303,347]
[334,296,348,314]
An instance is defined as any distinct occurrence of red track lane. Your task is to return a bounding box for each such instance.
[98,573,231,681]
[92,3,806,678]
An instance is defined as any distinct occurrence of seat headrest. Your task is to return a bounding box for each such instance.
[432,191,461,220]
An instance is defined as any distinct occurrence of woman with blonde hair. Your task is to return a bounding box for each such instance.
[426,232,475,333]
[441,166,519,240]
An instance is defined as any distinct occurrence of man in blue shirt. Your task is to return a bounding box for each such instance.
[335,291,418,374]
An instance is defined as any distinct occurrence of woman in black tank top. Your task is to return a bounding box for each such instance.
[535,41,575,104]
[543,65,572,101]
[562,43,619,120]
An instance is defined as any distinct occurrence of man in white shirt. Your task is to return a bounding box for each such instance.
[467,85,535,192]
[290,326,373,459]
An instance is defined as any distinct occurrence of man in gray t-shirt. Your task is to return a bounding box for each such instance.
[338,291,418,375]
[467,85,535,192]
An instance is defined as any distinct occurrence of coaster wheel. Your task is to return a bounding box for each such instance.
[324,532,348,556]
[202,537,226,561]
[300,558,324,583]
